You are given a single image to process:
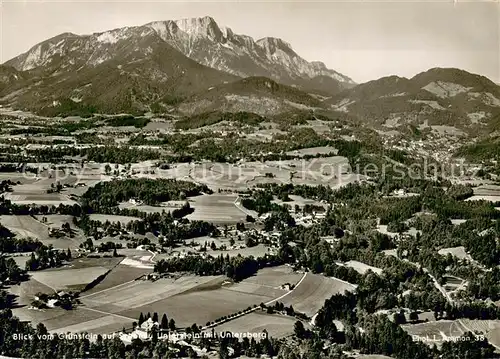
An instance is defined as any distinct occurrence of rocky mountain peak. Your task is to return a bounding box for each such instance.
[173,16,224,41]
[257,37,295,56]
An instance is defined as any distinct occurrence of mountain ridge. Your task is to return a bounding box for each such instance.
[328,67,500,134]
[4,16,355,95]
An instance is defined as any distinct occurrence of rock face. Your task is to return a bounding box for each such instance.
[5,16,354,95]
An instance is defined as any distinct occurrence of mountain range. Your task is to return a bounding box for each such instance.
[0,16,354,115]
[1,15,499,134]
[328,68,500,133]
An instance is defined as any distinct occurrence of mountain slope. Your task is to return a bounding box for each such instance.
[0,65,25,93]
[145,17,354,94]
[4,16,354,99]
[1,26,238,115]
[328,68,500,132]
[178,76,322,115]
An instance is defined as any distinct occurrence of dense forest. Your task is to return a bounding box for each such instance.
[81,178,211,209]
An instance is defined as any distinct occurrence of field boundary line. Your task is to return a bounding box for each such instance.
[80,278,135,299]
[79,306,136,322]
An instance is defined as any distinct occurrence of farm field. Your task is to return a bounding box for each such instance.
[30,266,110,291]
[465,185,500,202]
[168,236,270,258]
[81,275,224,311]
[472,184,500,196]
[82,264,151,295]
[8,254,30,268]
[272,194,328,209]
[185,157,356,190]
[33,214,77,230]
[285,146,336,157]
[78,267,304,329]
[13,306,106,333]
[0,215,84,249]
[466,195,500,202]
[460,319,500,348]
[211,312,299,338]
[402,320,465,346]
[223,266,302,299]
[280,273,356,316]
[116,248,155,269]
[403,319,500,349]
[242,266,303,287]
[0,215,49,239]
[185,194,249,224]
[119,286,270,328]
[49,313,134,335]
[3,190,77,206]
[8,277,56,307]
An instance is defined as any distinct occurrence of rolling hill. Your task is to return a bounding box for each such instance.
[328,68,500,133]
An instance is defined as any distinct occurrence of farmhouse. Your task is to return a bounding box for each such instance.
[119,318,159,343]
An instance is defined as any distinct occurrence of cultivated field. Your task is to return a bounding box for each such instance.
[82,264,151,295]
[243,266,303,287]
[286,146,337,157]
[3,181,77,206]
[181,157,357,190]
[185,193,248,223]
[74,266,307,331]
[402,320,465,346]
[34,214,77,230]
[402,319,500,350]
[466,195,500,202]
[280,273,357,316]
[81,275,225,311]
[472,184,500,196]
[224,266,303,299]
[272,194,328,209]
[50,313,134,335]
[211,312,299,338]
[0,215,49,239]
[30,266,110,291]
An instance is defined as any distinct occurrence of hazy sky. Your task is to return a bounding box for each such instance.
[1,0,498,83]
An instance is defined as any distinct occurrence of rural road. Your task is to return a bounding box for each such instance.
[233,196,258,218]
[264,272,307,306]
[425,270,453,304]
[147,250,157,263]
